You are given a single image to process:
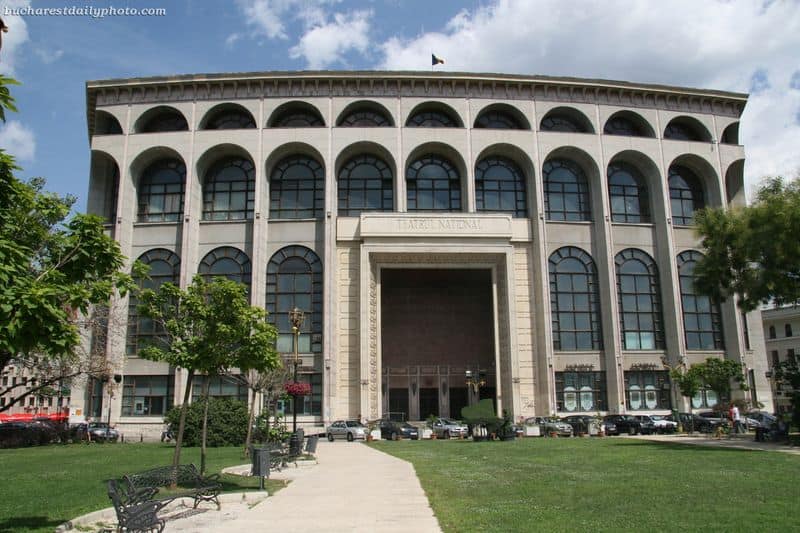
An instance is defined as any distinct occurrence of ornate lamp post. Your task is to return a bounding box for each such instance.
[465,369,487,395]
[289,307,306,433]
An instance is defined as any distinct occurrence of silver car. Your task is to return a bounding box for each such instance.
[432,418,469,439]
[326,420,367,441]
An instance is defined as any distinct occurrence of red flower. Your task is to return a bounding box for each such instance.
[284,381,312,396]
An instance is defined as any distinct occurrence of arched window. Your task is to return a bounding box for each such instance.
[721,123,739,145]
[769,325,776,339]
[199,246,252,288]
[337,154,393,216]
[604,114,650,137]
[663,118,711,142]
[608,163,650,223]
[677,251,723,350]
[204,108,256,129]
[474,110,524,129]
[544,159,591,221]
[126,249,180,355]
[202,157,255,221]
[406,154,461,212]
[540,109,593,133]
[669,165,705,225]
[269,155,325,219]
[406,109,458,127]
[95,111,122,135]
[266,246,323,415]
[615,249,664,350]
[786,324,794,337]
[138,159,186,223]
[475,156,527,217]
[549,247,603,351]
[140,109,188,133]
[338,108,391,127]
[270,106,324,127]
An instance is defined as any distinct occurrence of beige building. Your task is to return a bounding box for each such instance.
[74,71,773,438]
[762,306,800,413]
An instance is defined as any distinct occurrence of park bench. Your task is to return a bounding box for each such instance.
[123,464,222,510]
[107,479,168,533]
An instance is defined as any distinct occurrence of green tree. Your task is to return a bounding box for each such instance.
[235,364,290,457]
[0,77,135,411]
[137,275,279,474]
[694,177,800,311]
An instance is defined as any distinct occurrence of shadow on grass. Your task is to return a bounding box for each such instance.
[610,437,764,453]
[0,516,62,533]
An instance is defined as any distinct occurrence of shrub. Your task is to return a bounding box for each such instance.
[164,398,249,447]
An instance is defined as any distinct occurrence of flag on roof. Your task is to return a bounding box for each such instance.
[431,54,444,66]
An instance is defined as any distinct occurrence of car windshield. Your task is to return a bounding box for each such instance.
[650,415,665,421]
[345,421,364,427]
[89,423,110,429]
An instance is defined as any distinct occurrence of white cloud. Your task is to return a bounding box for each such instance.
[0,120,36,161]
[1,0,32,76]
[34,48,63,64]
[235,0,342,41]
[289,10,371,69]
[378,0,800,190]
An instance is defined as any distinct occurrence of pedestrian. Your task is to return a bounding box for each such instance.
[732,404,743,434]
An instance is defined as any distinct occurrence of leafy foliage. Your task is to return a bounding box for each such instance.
[673,357,746,403]
[694,177,800,310]
[164,398,249,447]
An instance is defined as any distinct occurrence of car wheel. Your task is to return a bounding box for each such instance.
[391,432,398,441]
[327,433,334,442]
[443,431,450,440]
[347,432,354,442]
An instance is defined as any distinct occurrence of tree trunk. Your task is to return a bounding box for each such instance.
[200,376,211,475]
[244,387,256,458]
[171,368,194,487]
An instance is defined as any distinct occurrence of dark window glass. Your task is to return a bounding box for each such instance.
[138,159,186,223]
[199,246,251,288]
[205,109,256,129]
[615,249,664,350]
[406,154,461,212]
[338,109,391,127]
[549,247,603,351]
[475,156,527,217]
[474,110,524,129]
[192,375,248,403]
[272,108,324,127]
[126,249,180,356]
[677,250,723,350]
[541,112,591,133]
[608,163,650,223]
[101,165,120,224]
[406,109,458,127]
[604,116,645,137]
[742,313,750,350]
[721,123,739,145]
[624,371,671,410]
[769,325,776,339]
[555,372,607,412]
[544,159,591,221]
[786,324,793,337]
[202,157,255,221]
[664,119,707,142]
[771,350,780,368]
[668,165,705,225]
[270,155,325,219]
[141,110,188,133]
[121,375,174,416]
[95,112,123,135]
[266,246,323,358]
[337,155,393,216]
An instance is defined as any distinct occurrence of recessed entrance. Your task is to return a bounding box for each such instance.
[381,268,496,420]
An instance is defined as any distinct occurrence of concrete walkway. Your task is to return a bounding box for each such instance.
[168,441,442,532]
[631,433,800,455]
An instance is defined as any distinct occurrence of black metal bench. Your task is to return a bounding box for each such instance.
[124,464,222,510]
[107,479,168,533]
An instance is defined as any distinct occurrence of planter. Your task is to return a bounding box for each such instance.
[369,430,381,441]
[525,426,541,437]
[549,431,559,438]
[421,428,433,439]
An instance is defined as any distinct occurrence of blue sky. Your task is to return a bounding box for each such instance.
[1,0,799,212]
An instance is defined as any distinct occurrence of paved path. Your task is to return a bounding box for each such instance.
[169,441,442,532]
[631,433,800,455]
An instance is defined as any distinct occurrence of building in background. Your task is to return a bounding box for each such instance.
[72,71,772,438]
[762,306,800,414]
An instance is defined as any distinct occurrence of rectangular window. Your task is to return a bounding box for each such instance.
[771,350,780,368]
[555,372,607,413]
[121,375,173,416]
[741,313,750,350]
[191,375,248,403]
[624,371,671,410]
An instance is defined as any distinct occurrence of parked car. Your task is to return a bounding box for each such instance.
[528,416,574,437]
[432,418,469,439]
[559,415,593,435]
[698,410,761,430]
[645,414,678,433]
[672,413,719,433]
[603,415,642,435]
[632,415,656,435]
[81,422,120,443]
[378,420,419,440]
[746,411,777,428]
[326,420,367,441]
[0,421,58,448]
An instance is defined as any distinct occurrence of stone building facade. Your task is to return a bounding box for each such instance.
[75,71,773,437]
[762,306,800,414]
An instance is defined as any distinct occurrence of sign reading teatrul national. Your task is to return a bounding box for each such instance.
[360,214,512,238]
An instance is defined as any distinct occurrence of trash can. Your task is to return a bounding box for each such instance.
[249,446,270,489]
[289,429,304,456]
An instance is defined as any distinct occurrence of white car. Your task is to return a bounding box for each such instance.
[648,415,678,433]
[326,420,367,441]
[432,418,469,439]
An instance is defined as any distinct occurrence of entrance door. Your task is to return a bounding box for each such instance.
[449,387,468,419]
[388,388,409,421]
[419,388,439,419]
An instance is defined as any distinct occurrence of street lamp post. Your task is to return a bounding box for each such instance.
[289,307,306,434]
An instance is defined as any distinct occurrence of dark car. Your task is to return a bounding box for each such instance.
[0,421,58,448]
[75,422,120,443]
[378,420,419,440]
[672,412,719,433]
[603,415,642,435]
[632,415,656,435]
[561,415,594,435]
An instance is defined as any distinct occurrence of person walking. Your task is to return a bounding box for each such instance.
[732,404,743,434]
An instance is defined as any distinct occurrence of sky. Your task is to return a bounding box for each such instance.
[1,0,799,212]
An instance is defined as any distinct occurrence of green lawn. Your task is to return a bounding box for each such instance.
[372,438,800,532]
[0,443,283,533]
